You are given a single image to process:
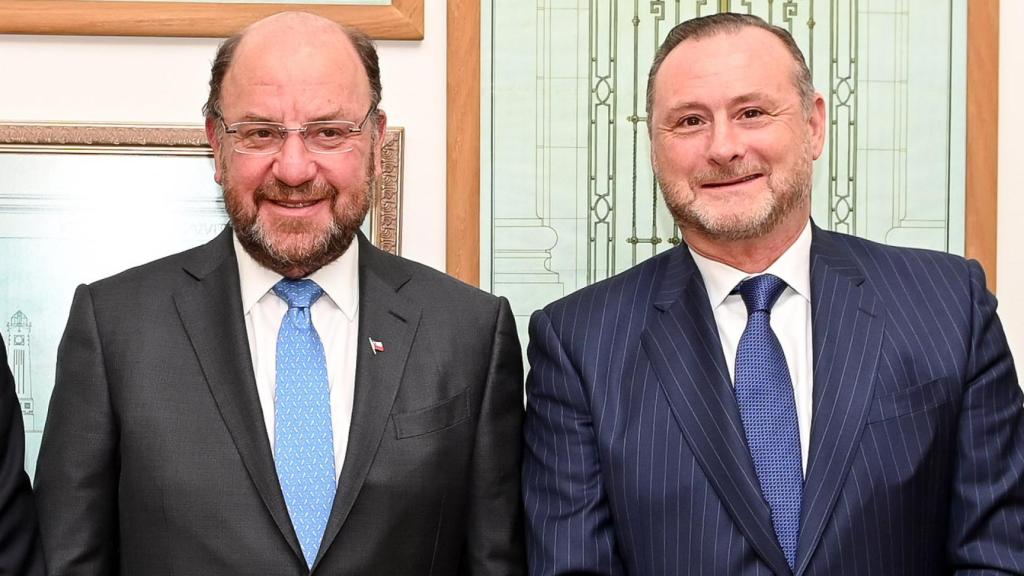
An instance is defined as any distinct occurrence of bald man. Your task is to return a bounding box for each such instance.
[35,13,525,575]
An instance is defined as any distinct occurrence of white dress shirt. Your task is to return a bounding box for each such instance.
[688,221,814,474]
[234,234,359,480]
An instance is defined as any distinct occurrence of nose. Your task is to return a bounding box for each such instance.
[707,120,745,166]
[271,133,317,186]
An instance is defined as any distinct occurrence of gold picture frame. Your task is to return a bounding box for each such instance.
[0,0,423,39]
[0,122,404,254]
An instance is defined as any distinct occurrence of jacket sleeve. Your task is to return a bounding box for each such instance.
[522,308,626,576]
[35,284,120,575]
[461,296,527,575]
[0,339,45,576]
[948,260,1024,574]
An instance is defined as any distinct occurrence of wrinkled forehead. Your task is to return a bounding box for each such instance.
[223,20,371,106]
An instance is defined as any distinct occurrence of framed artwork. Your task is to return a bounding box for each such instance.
[0,122,403,476]
[0,0,423,39]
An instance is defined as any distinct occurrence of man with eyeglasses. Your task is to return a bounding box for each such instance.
[34,12,526,575]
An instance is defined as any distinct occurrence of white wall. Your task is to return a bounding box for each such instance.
[999,1,1024,361]
[0,0,447,270]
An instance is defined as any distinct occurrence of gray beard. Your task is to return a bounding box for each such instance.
[660,175,807,242]
[222,153,375,278]
[234,201,357,278]
[658,145,812,242]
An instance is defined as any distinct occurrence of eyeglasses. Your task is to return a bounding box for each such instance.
[219,106,376,155]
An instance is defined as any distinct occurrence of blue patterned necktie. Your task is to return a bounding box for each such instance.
[273,278,336,568]
[734,274,803,569]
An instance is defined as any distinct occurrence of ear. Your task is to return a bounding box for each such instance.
[205,117,225,184]
[372,109,388,177]
[808,92,826,160]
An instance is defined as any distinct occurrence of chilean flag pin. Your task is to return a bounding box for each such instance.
[369,337,385,355]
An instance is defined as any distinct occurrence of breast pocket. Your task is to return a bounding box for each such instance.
[866,377,955,424]
[392,387,472,439]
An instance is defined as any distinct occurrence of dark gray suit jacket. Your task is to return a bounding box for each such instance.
[0,336,44,576]
[35,227,526,575]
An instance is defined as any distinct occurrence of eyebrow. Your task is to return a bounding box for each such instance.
[662,91,778,115]
[729,92,777,107]
[231,109,350,123]
[308,111,351,123]
[233,114,276,123]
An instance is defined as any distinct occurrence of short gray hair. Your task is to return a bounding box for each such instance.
[646,13,814,123]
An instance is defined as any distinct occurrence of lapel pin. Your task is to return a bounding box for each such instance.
[369,337,385,355]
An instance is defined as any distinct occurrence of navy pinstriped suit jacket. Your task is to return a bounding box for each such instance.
[523,225,1024,575]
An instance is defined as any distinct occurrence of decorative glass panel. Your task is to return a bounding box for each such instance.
[483,0,966,338]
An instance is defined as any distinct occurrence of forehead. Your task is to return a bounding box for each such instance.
[221,22,371,114]
[653,26,800,109]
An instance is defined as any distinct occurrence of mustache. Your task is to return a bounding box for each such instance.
[689,162,769,187]
[253,179,338,203]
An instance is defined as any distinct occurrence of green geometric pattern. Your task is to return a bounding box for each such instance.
[483,0,965,332]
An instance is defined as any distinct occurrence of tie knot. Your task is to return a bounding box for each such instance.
[737,273,787,314]
[273,278,324,309]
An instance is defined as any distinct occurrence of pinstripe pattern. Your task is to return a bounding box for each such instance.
[523,225,1024,575]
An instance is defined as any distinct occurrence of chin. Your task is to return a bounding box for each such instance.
[675,198,778,241]
[267,234,316,258]
[265,224,335,256]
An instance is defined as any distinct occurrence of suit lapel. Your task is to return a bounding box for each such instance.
[641,247,794,576]
[172,227,304,562]
[794,228,884,575]
[314,236,421,568]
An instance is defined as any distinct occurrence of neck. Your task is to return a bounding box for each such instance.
[683,217,808,274]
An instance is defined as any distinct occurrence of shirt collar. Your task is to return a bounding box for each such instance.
[688,220,812,309]
[233,232,360,321]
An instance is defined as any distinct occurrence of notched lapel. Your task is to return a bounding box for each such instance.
[642,248,794,576]
[314,242,421,568]
[172,229,305,563]
[795,230,885,576]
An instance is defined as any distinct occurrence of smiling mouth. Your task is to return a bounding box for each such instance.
[268,199,326,209]
[701,174,763,189]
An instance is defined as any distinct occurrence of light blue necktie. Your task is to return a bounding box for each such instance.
[273,278,336,568]
[734,274,803,569]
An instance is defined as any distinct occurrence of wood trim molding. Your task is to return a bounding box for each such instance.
[446,0,480,285]
[0,122,209,154]
[966,0,999,289]
[0,0,424,39]
[375,127,404,256]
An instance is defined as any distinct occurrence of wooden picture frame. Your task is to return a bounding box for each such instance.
[0,122,404,254]
[0,0,423,39]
